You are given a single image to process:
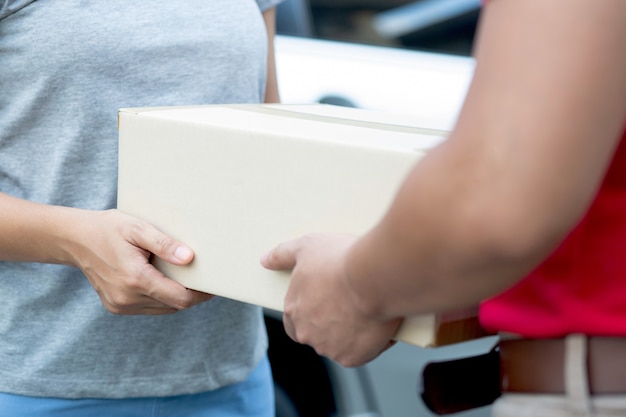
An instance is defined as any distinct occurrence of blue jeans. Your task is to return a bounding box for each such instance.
[0,357,274,417]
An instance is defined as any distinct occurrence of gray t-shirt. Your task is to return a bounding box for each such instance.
[0,0,282,399]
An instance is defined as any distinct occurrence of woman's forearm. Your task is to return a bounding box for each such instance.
[0,192,85,265]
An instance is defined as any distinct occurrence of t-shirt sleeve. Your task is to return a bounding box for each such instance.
[256,0,285,12]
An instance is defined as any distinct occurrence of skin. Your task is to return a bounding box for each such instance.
[261,0,626,367]
[263,8,280,104]
[0,7,280,316]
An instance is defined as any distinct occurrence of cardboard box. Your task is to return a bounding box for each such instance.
[117,104,450,347]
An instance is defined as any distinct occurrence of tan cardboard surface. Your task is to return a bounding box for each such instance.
[117,104,448,347]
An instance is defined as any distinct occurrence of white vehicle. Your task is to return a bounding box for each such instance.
[267,30,497,417]
[275,34,474,131]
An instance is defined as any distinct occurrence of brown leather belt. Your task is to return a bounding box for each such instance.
[499,337,626,394]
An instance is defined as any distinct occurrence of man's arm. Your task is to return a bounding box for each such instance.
[347,0,626,318]
[262,0,626,366]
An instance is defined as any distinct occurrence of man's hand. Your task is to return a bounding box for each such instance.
[261,233,400,367]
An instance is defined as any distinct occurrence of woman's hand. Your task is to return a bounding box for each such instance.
[70,209,213,315]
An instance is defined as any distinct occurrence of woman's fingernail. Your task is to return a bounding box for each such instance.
[174,246,193,262]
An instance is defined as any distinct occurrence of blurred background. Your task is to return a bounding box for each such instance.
[277,0,481,56]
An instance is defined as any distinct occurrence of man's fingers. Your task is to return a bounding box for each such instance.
[260,240,298,271]
[282,315,299,344]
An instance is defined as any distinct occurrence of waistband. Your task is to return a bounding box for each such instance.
[499,336,626,394]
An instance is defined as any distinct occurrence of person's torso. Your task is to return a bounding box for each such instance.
[0,0,276,398]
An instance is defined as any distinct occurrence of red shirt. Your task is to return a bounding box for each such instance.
[480,132,626,337]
